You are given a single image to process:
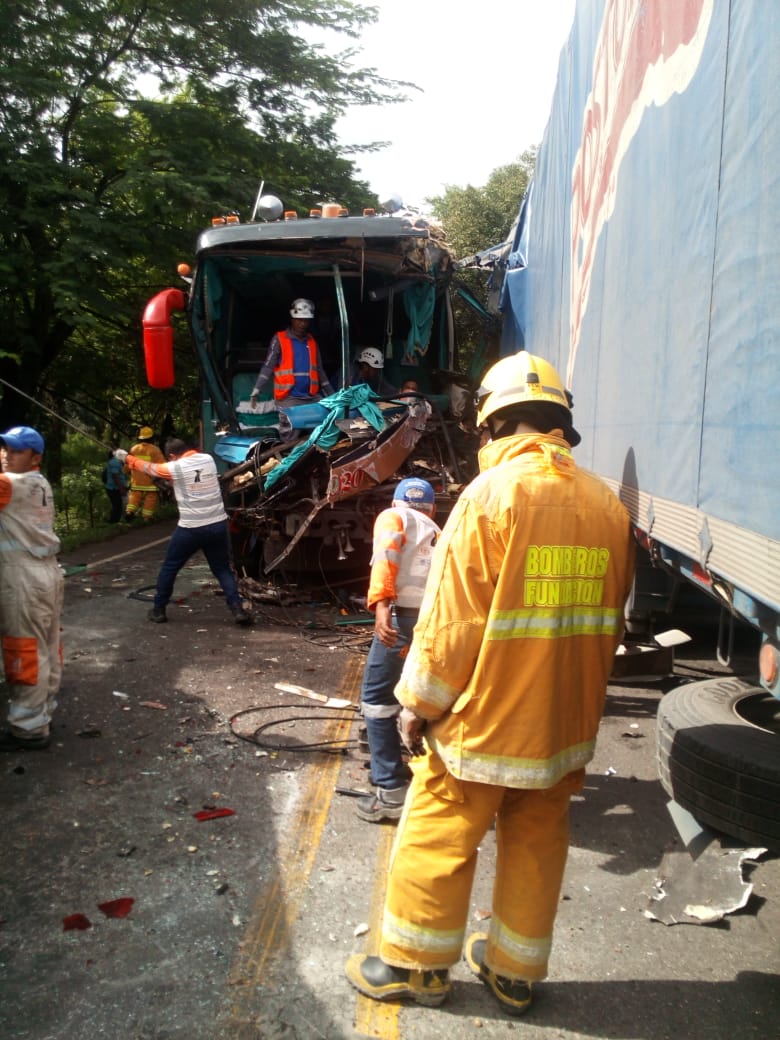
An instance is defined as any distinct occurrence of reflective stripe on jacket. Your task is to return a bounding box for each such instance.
[274,331,321,400]
[367,506,441,610]
[126,441,165,491]
[395,433,636,790]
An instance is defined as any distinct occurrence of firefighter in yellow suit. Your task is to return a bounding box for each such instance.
[124,426,165,521]
[346,352,636,1014]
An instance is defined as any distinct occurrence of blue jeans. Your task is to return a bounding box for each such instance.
[154,521,240,611]
[360,613,416,790]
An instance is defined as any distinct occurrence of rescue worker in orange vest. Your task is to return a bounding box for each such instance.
[356,477,441,823]
[124,426,165,522]
[345,351,636,1015]
[249,298,334,411]
[0,426,64,751]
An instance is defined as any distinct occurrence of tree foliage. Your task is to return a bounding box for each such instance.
[427,149,536,376]
[0,0,403,463]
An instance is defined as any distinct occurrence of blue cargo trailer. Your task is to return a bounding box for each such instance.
[491,0,779,848]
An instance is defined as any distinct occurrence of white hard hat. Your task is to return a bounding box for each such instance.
[290,298,315,319]
[355,347,384,369]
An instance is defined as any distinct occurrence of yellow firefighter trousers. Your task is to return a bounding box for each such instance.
[126,487,159,520]
[379,749,581,981]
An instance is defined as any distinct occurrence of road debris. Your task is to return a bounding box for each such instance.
[193,808,236,821]
[646,842,767,925]
[63,914,92,931]
[274,681,353,710]
[98,898,135,919]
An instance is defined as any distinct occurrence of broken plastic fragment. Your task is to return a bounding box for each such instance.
[194,808,236,821]
[63,913,92,931]
[98,898,135,919]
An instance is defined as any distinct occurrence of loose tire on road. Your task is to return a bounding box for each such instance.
[657,676,780,850]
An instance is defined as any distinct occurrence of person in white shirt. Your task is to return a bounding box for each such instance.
[120,438,251,625]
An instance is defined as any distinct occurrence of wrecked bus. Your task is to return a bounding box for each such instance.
[141,195,479,578]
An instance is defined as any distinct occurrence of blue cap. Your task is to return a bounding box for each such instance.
[392,477,436,513]
[0,425,45,454]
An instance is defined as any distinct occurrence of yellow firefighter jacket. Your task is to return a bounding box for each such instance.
[394,433,636,789]
[126,440,165,492]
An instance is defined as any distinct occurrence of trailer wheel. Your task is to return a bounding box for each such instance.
[656,677,780,850]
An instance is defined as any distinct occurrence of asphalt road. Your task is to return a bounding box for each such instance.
[0,523,777,1039]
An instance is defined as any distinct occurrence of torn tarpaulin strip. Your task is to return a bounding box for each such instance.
[193,808,236,821]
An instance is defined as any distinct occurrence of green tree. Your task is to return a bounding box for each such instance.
[427,149,536,375]
[0,0,405,451]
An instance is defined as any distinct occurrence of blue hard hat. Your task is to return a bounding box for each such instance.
[392,477,436,513]
[0,425,45,454]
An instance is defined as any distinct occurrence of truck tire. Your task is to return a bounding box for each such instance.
[656,677,780,851]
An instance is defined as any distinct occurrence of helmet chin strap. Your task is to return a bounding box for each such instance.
[489,417,539,440]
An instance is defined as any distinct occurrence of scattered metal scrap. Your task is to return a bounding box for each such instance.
[645,841,767,925]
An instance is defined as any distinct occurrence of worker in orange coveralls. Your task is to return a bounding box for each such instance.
[346,351,636,1015]
[0,426,64,751]
[355,477,440,823]
[124,426,165,522]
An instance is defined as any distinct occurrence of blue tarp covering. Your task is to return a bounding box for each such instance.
[263,385,387,491]
[213,387,391,469]
[500,0,780,543]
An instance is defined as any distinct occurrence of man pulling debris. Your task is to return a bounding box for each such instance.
[118,438,252,626]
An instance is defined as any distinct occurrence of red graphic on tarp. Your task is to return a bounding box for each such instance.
[568,0,712,381]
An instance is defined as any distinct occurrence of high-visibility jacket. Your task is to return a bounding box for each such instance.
[395,433,636,790]
[367,506,441,610]
[126,440,165,491]
[274,330,321,400]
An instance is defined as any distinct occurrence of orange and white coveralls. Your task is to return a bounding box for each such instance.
[125,439,165,520]
[0,469,64,738]
[379,433,636,981]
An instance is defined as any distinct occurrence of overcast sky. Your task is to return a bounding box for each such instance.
[330,0,577,208]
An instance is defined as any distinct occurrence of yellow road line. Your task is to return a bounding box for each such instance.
[354,824,400,1039]
[219,654,363,1037]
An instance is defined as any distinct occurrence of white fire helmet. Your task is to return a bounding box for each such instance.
[290,298,315,319]
[355,347,384,369]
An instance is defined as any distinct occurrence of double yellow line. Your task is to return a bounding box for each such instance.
[220,654,400,1039]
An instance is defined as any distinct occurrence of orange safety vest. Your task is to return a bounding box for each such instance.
[274,330,321,400]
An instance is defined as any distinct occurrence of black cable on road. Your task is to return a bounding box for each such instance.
[230,703,360,754]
